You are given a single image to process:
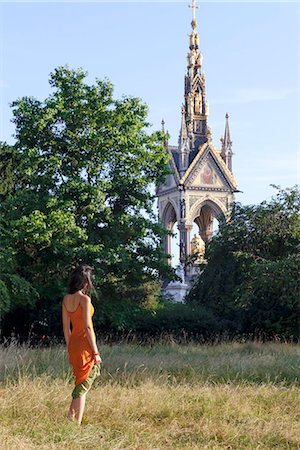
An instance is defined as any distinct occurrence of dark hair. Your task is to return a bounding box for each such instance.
[68,264,94,294]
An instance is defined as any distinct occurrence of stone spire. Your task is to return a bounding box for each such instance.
[220,112,233,171]
[179,106,188,145]
[178,105,190,176]
[182,0,209,157]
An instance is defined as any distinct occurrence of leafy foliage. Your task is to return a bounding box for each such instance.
[0,66,173,337]
[187,186,300,338]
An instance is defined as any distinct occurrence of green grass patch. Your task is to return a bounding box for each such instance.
[0,342,299,449]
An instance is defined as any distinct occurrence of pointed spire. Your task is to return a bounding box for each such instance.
[188,0,200,56]
[189,0,199,50]
[224,112,231,148]
[161,118,168,148]
[207,126,212,143]
[179,106,188,146]
[178,106,190,176]
[189,0,199,31]
[221,112,233,171]
[182,0,209,157]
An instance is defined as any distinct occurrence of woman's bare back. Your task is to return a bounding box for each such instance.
[63,291,86,313]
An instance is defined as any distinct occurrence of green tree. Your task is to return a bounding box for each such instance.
[0,143,40,324]
[187,186,300,338]
[0,66,173,337]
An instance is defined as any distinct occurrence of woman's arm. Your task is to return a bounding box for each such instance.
[81,295,101,364]
[62,301,71,346]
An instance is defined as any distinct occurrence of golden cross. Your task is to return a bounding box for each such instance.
[189,0,198,21]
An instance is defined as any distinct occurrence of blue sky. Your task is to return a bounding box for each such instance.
[0,1,299,208]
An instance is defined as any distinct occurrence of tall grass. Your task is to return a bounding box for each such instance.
[1,341,299,386]
[0,342,299,449]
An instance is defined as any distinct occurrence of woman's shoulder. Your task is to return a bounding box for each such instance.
[62,292,91,308]
[78,292,91,304]
[62,293,70,304]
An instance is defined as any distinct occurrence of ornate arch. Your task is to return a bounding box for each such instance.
[161,200,179,230]
[188,197,226,243]
[188,196,226,224]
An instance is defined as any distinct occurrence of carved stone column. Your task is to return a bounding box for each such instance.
[178,224,193,263]
[178,225,186,263]
[164,233,172,264]
[185,225,193,257]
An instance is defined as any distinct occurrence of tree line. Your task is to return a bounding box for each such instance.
[0,66,299,341]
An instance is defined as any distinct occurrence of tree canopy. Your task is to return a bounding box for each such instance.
[0,66,173,337]
[186,186,300,338]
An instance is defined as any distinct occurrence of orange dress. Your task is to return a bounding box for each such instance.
[67,303,96,385]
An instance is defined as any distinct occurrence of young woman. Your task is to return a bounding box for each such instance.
[62,264,101,425]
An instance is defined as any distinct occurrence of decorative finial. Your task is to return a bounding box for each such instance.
[222,113,233,170]
[189,0,198,24]
[207,126,212,142]
[223,113,232,150]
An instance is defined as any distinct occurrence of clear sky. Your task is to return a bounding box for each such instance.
[0,0,299,208]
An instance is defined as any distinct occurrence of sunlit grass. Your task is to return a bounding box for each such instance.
[1,341,299,386]
[0,342,299,449]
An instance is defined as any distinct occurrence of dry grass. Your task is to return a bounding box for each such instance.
[0,342,299,449]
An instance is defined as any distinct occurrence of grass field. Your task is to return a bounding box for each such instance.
[0,341,299,449]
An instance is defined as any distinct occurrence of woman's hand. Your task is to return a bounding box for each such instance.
[93,353,102,365]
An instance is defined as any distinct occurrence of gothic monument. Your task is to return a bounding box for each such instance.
[157,0,238,278]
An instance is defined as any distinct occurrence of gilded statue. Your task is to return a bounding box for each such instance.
[190,233,205,262]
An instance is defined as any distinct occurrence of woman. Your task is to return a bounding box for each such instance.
[62,264,101,425]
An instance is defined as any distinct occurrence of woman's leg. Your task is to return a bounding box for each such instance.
[68,366,100,424]
[68,399,76,421]
[68,399,75,421]
[68,394,87,424]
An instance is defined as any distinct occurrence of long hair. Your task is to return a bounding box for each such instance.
[68,264,94,295]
